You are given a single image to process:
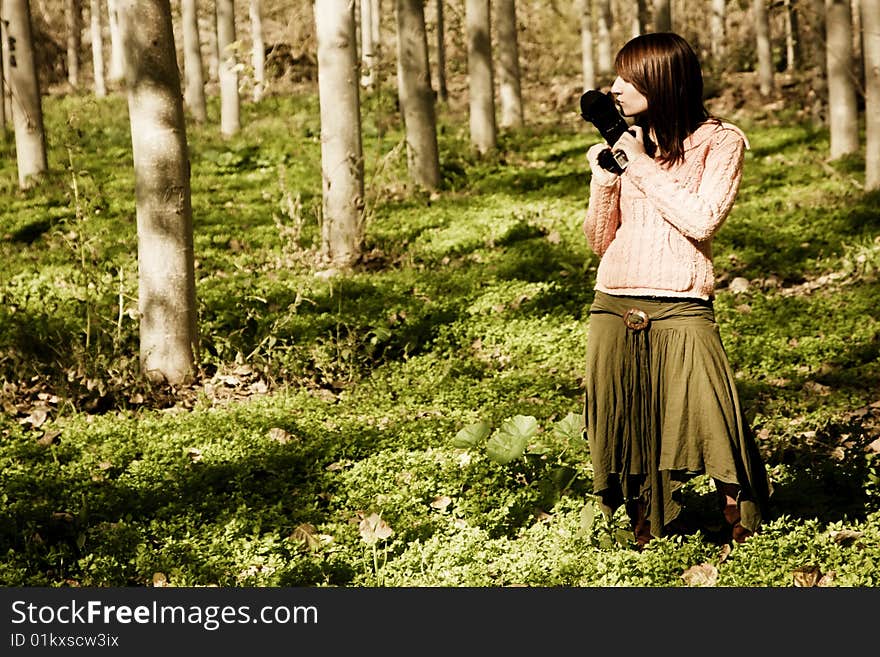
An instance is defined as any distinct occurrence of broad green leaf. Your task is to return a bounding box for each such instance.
[579,502,596,536]
[486,415,537,464]
[453,421,491,448]
[552,412,585,443]
[498,414,539,440]
[486,430,529,464]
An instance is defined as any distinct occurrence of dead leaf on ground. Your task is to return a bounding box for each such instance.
[682,563,718,587]
[268,427,292,444]
[792,565,822,587]
[830,529,863,546]
[36,428,62,446]
[290,523,320,551]
[430,495,452,511]
[152,572,168,587]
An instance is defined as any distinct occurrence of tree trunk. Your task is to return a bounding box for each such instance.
[579,0,595,91]
[181,0,206,122]
[203,9,219,82]
[784,0,801,71]
[107,0,124,83]
[496,0,522,128]
[217,0,240,136]
[711,0,727,63]
[596,0,612,75]
[66,0,82,88]
[652,0,672,31]
[435,0,447,102]
[465,0,495,153]
[5,0,48,188]
[117,0,198,385]
[249,0,264,101]
[754,0,774,96]
[315,0,364,269]
[826,0,859,158]
[89,0,106,96]
[396,0,440,189]
[360,0,375,87]
[1,16,11,125]
[864,0,880,189]
[633,0,648,38]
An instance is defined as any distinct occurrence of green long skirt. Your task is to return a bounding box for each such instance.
[583,291,770,538]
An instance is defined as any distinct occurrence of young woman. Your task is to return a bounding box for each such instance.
[582,32,771,548]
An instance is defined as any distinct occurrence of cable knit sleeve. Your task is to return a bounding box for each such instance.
[582,176,621,257]
[622,127,745,242]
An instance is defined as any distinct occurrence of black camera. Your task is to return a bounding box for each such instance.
[580,89,632,175]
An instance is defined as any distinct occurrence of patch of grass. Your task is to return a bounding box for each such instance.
[0,90,879,587]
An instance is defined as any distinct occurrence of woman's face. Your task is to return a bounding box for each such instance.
[610,76,648,117]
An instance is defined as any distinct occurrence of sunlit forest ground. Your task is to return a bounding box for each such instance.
[1,86,879,586]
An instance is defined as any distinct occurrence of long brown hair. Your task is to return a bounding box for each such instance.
[614,32,710,166]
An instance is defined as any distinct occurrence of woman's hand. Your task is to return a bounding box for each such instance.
[586,142,619,186]
[612,125,647,162]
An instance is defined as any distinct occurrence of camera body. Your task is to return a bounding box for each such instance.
[580,89,632,175]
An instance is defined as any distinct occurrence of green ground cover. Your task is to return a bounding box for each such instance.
[1,90,878,587]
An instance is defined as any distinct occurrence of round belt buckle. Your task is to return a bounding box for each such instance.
[623,308,650,331]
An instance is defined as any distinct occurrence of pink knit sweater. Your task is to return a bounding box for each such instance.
[583,120,749,300]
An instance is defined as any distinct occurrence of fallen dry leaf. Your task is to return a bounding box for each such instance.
[681,563,718,587]
[792,565,822,587]
[430,495,452,511]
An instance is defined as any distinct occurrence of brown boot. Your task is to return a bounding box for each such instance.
[625,499,653,549]
[722,503,753,543]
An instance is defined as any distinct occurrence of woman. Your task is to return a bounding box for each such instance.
[582,32,770,548]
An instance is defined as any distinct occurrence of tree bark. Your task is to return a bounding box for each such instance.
[596,0,612,75]
[66,0,82,88]
[107,0,124,83]
[465,0,495,153]
[826,0,859,158]
[360,0,375,87]
[249,0,265,101]
[1,15,11,125]
[89,0,106,96]
[496,0,522,128]
[652,0,672,31]
[633,0,648,38]
[117,0,198,385]
[711,0,727,63]
[217,0,240,136]
[315,0,364,269]
[4,0,48,188]
[579,0,595,91]
[181,0,207,121]
[435,0,447,102]
[864,0,880,189]
[754,0,774,96]
[395,0,440,189]
[784,0,801,71]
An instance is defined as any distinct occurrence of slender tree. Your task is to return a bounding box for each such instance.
[315,0,364,269]
[0,18,5,135]
[633,0,648,37]
[217,0,240,135]
[465,0,496,153]
[250,0,265,101]
[66,0,82,88]
[579,0,595,91]
[107,0,124,83]
[596,0,612,75]
[181,0,207,122]
[826,0,858,158]
[711,0,727,63]
[1,16,11,124]
[652,0,671,31]
[5,0,48,188]
[435,0,447,102]
[360,0,376,87]
[89,0,106,96]
[754,0,774,96]
[395,0,440,189]
[864,0,880,189]
[117,0,199,385]
[496,0,522,128]
[783,0,801,71]
[204,7,219,82]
